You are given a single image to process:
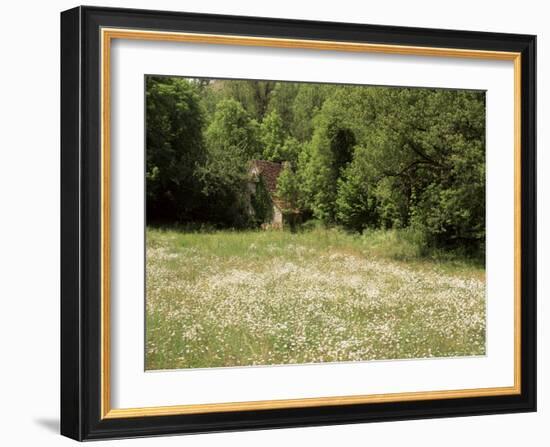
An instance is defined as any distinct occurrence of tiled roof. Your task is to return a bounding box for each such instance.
[249,160,283,194]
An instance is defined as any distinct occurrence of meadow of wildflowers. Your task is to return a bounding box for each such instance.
[145,227,486,370]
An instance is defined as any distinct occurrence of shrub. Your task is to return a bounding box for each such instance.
[250,176,274,225]
[299,219,326,232]
[360,228,427,261]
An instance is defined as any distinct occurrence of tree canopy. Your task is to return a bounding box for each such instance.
[146,76,485,254]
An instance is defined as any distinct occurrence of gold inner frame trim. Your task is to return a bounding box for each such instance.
[100,27,522,419]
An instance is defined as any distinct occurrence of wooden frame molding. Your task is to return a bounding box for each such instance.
[100,27,522,420]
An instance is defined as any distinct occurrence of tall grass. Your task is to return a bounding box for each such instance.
[145,227,485,370]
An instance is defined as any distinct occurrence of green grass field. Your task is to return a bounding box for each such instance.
[145,227,486,370]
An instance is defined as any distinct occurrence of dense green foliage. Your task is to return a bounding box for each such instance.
[146,76,485,255]
[145,76,205,221]
[276,164,300,213]
[250,176,274,226]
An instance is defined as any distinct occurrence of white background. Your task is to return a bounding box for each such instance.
[0,0,546,446]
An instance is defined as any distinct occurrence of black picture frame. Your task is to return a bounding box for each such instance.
[61,5,536,441]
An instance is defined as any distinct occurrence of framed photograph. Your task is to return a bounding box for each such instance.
[61,6,536,441]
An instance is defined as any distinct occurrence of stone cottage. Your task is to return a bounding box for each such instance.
[248,160,298,229]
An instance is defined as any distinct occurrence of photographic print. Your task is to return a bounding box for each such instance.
[145,76,486,371]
